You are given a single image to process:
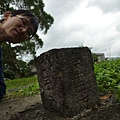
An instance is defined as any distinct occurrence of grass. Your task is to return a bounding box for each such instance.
[5,76,40,99]
[5,59,120,101]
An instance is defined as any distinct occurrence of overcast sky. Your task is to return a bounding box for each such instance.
[36,0,120,57]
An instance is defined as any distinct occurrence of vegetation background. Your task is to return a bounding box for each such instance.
[4,57,120,102]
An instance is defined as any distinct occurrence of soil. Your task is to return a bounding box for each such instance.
[0,93,120,120]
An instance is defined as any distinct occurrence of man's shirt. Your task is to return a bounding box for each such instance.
[0,45,6,99]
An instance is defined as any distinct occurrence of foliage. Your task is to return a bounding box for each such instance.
[0,0,54,78]
[116,85,120,101]
[2,43,31,79]
[0,0,54,55]
[5,76,40,99]
[94,59,120,100]
[5,58,120,101]
[92,53,98,62]
[7,82,39,99]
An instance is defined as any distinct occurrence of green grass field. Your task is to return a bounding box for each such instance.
[5,76,40,99]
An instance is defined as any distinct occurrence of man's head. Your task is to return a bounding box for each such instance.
[0,10,39,43]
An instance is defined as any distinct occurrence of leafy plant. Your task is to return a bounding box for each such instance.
[7,82,39,99]
[94,58,120,100]
[116,85,120,101]
[92,53,99,62]
[5,76,40,99]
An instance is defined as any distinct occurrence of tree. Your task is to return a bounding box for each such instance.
[2,43,31,79]
[0,0,54,56]
[92,53,99,62]
[0,0,54,78]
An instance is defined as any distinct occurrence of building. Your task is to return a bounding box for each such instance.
[94,53,105,62]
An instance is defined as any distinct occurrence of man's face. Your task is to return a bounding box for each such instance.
[1,12,34,43]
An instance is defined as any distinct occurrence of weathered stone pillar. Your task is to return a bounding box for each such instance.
[35,47,99,117]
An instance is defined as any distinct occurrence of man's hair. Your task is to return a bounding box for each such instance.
[11,10,39,38]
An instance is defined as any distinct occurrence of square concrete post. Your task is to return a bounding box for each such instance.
[35,47,99,117]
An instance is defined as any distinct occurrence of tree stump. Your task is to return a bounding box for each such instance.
[35,47,99,117]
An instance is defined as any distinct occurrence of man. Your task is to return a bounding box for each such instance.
[0,9,39,100]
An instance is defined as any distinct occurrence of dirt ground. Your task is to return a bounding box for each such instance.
[0,95,42,120]
[0,93,120,120]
